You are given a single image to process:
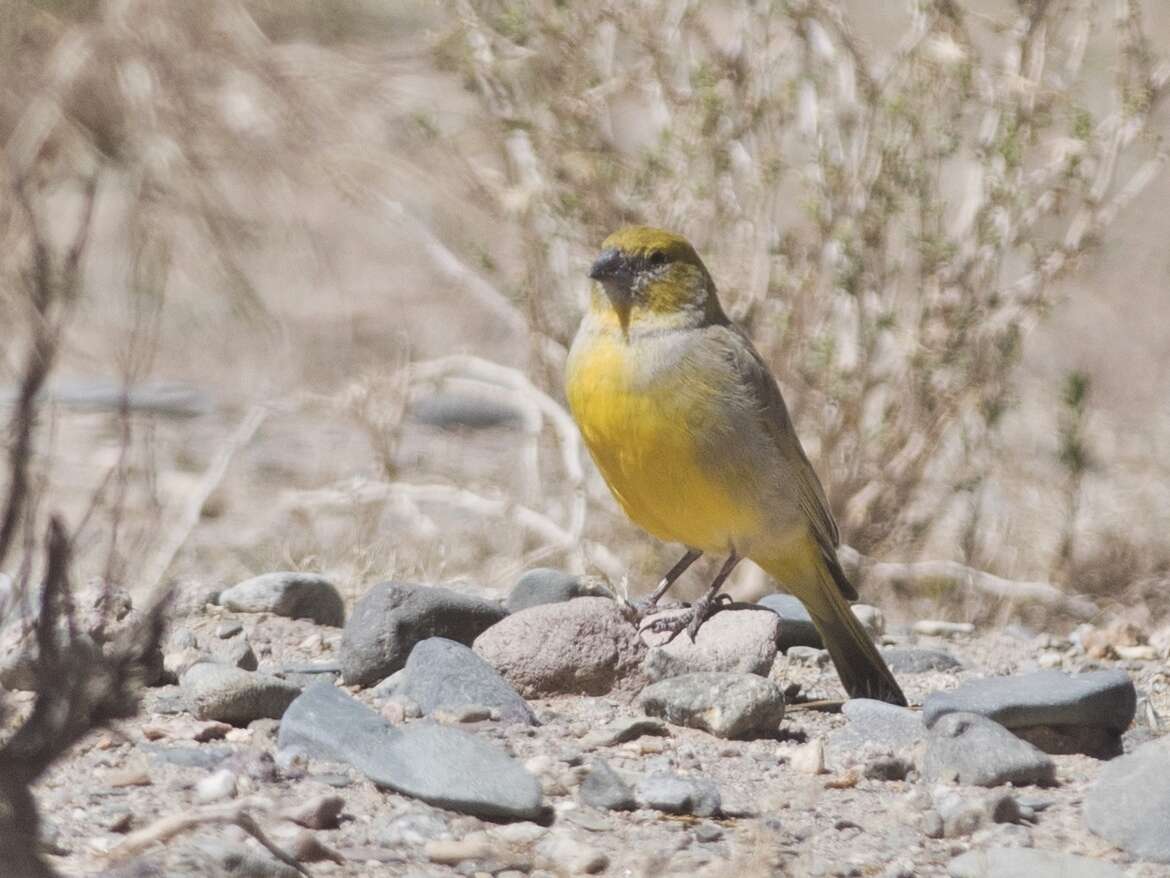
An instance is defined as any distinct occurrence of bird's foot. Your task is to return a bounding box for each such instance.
[639,593,733,643]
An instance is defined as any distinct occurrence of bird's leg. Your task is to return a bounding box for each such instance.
[638,548,702,612]
[643,553,741,643]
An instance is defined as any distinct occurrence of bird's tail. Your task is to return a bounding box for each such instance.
[768,551,907,706]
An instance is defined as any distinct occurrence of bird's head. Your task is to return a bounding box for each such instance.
[588,226,726,333]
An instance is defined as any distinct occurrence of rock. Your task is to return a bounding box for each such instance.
[473,597,645,697]
[1084,739,1170,863]
[882,647,962,674]
[212,634,258,672]
[850,604,885,639]
[341,582,507,686]
[639,672,785,739]
[195,769,237,802]
[579,717,670,749]
[785,645,829,666]
[278,681,542,821]
[399,637,536,725]
[425,836,497,864]
[1012,723,1123,759]
[757,594,822,651]
[791,739,827,775]
[578,760,635,811]
[412,392,522,430]
[947,847,1125,878]
[642,609,780,680]
[922,712,1055,787]
[185,839,304,878]
[923,669,1135,756]
[863,752,914,781]
[506,568,608,612]
[280,794,345,830]
[635,773,721,817]
[374,811,449,847]
[826,699,925,767]
[181,663,300,725]
[536,833,608,875]
[218,572,345,627]
[913,620,975,637]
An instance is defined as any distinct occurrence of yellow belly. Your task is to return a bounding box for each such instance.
[566,333,758,551]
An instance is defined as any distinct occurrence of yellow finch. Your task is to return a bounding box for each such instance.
[565,226,906,705]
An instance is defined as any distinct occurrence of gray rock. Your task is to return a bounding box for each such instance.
[826,699,925,767]
[639,672,785,739]
[923,669,1136,734]
[922,712,1055,787]
[882,647,962,674]
[1014,723,1123,759]
[1084,739,1170,863]
[219,572,345,627]
[642,609,780,681]
[947,847,1125,878]
[536,833,608,875]
[473,597,645,697]
[373,811,450,847]
[785,645,830,667]
[635,773,721,817]
[278,682,542,821]
[506,569,607,613]
[757,594,822,651]
[341,582,507,687]
[400,637,535,725]
[411,392,521,430]
[185,838,303,878]
[212,634,258,672]
[579,717,670,749]
[578,760,635,811]
[181,663,301,725]
[142,744,237,769]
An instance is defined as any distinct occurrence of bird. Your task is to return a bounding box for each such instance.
[564,226,907,706]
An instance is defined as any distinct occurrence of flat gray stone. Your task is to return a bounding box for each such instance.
[340,582,507,686]
[948,847,1125,878]
[923,712,1055,787]
[579,760,635,811]
[635,773,720,816]
[639,672,785,739]
[1084,739,1170,863]
[580,717,670,749]
[757,594,822,651]
[923,670,1136,733]
[506,569,607,612]
[278,682,542,821]
[400,637,536,725]
[642,609,780,681]
[219,572,345,627]
[882,647,962,673]
[181,663,301,725]
[411,392,521,430]
[826,699,925,767]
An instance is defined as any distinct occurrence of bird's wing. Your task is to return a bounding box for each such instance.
[700,323,858,601]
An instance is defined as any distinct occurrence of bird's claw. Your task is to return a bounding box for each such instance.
[639,593,732,643]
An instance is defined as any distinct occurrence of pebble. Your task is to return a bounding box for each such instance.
[791,738,827,775]
[757,593,822,651]
[105,765,152,788]
[785,645,830,667]
[374,811,449,847]
[412,392,521,430]
[506,568,608,612]
[473,597,646,697]
[641,608,781,680]
[278,681,543,821]
[947,847,1125,878]
[340,582,507,686]
[398,637,536,725]
[1084,738,1170,863]
[180,663,301,725]
[913,620,975,636]
[280,794,345,829]
[639,672,785,739]
[881,647,963,674]
[826,699,925,768]
[218,571,345,627]
[425,836,496,864]
[535,832,609,874]
[579,716,670,749]
[922,712,1055,787]
[922,669,1136,755]
[195,768,238,802]
[635,772,721,817]
[578,759,636,811]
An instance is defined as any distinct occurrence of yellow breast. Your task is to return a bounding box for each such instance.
[565,329,758,552]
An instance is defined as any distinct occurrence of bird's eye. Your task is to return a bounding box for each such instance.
[648,251,666,266]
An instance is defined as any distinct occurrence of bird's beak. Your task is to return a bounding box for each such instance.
[589,248,626,282]
[589,248,633,332]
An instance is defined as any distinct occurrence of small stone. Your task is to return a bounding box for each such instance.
[473,597,646,697]
[219,572,345,627]
[105,765,151,788]
[412,392,521,430]
[433,705,492,724]
[578,760,635,811]
[881,648,962,674]
[642,608,780,680]
[216,622,243,639]
[850,604,884,639]
[693,823,723,843]
[374,811,449,847]
[579,717,670,749]
[863,752,913,781]
[536,833,608,874]
[785,646,830,667]
[342,582,507,687]
[181,663,301,726]
[281,794,345,829]
[826,699,925,768]
[506,569,608,612]
[639,672,785,739]
[757,594,822,651]
[791,739,827,775]
[211,634,258,672]
[913,620,975,637]
[947,847,1125,878]
[195,769,237,802]
[922,713,1055,787]
[399,637,536,725]
[1012,723,1122,759]
[425,836,496,865]
[1084,739,1170,863]
[932,790,987,838]
[635,773,721,817]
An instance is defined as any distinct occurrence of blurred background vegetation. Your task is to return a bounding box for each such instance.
[2,0,1169,631]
